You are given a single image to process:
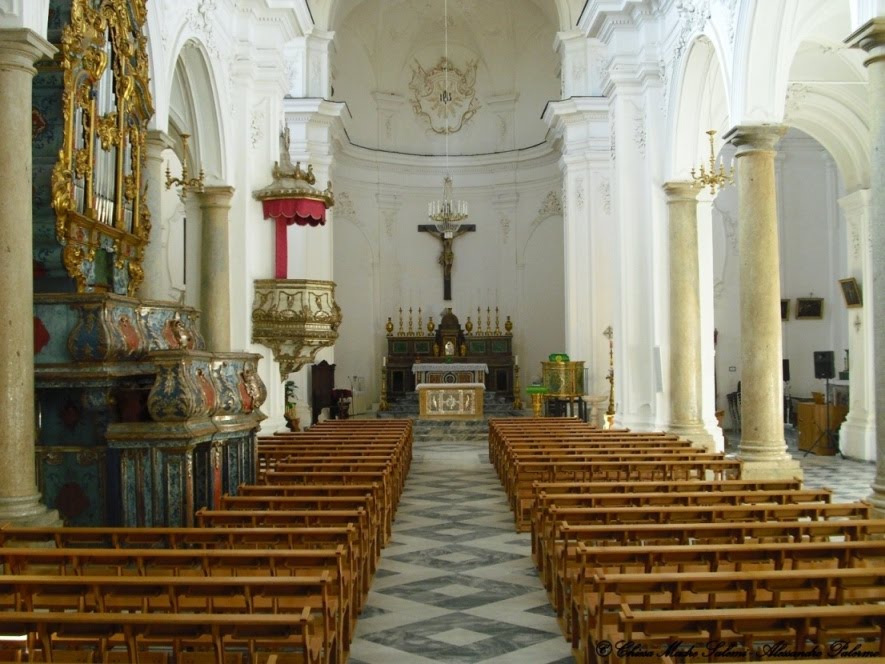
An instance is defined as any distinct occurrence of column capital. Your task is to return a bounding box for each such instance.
[144,129,175,154]
[0,28,55,74]
[723,124,787,157]
[199,185,235,210]
[845,18,885,66]
[662,180,701,202]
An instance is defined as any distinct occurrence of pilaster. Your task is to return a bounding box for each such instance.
[837,189,875,461]
[139,130,176,301]
[845,18,885,513]
[283,98,347,282]
[543,97,611,397]
[284,31,334,99]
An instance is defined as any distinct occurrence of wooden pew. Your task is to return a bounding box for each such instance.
[504,459,743,525]
[516,478,804,531]
[531,487,833,548]
[0,610,323,664]
[550,537,885,642]
[193,508,377,589]
[542,517,885,608]
[217,493,388,544]
[590,604,885,664]
[574,565,885,656]
[0,546,356,652]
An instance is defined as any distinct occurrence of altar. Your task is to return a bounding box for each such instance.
[416,382,485,419]
[413,362,487,419]
[412,362,488,385]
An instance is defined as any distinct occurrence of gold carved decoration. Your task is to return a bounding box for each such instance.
[252,279,342,379]
[52,0,154,297]
[409,57,479,135]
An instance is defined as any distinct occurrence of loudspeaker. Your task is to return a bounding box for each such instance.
[782,359,791,383]
[813,351,835,380]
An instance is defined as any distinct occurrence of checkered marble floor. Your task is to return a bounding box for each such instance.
[348,431,879,664]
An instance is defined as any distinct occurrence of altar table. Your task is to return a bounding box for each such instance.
[416,382,485,419]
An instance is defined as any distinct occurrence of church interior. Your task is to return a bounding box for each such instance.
[1,0,885,662]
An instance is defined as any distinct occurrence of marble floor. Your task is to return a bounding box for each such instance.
[348,429,877,664]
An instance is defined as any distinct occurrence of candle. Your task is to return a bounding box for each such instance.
[515,355,519,365]
[383,356,387,367]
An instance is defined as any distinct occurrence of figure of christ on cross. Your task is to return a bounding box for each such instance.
[417,224,476,300]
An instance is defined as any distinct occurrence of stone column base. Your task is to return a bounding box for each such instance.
[737,457,804,481]
[668,423,716,452]
[869,477,885,518]
[0,493,61,526]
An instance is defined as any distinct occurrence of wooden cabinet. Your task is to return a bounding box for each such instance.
[797,402,848,455]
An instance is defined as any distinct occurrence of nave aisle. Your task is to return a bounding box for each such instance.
[349,439,574,664]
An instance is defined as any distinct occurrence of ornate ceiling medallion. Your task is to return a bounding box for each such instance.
[409,57,479,134]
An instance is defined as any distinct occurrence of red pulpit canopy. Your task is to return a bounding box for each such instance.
[253,131,335,278]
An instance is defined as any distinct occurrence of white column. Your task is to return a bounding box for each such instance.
[846,18,885,513]
[199,185,235,351]
[139,130,175,301]
[724,124,802,480]
[0,28,59,525]
[664,181,715,449]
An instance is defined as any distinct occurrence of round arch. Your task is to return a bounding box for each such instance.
[161,34,227,185]
[731,0,857,124]
[667,35,731,181]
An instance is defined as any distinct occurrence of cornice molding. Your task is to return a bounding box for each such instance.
[332,140,559,180]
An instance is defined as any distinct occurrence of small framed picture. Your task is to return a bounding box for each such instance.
[780,299,789,321]
[796,297,824,320]
[838,277,863,308]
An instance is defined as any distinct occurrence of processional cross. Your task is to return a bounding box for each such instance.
[417,223,476,300]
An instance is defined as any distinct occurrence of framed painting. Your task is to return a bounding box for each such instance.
[838,277,862,308]
[796,297,824,320]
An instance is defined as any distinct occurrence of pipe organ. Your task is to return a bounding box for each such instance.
[52,0,153,295]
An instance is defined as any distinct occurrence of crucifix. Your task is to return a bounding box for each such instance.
[417,223,476,300]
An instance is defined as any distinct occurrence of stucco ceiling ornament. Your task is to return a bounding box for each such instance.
[409,57,480,134]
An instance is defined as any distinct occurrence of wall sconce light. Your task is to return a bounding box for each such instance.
[165,133,205,198]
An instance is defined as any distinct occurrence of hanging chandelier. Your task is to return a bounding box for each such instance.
[691,129,734,195]
[427,0,468,238]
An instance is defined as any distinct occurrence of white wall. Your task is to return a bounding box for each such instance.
[331,146,564,407]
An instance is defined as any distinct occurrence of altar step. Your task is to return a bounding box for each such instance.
[412,419,491,442]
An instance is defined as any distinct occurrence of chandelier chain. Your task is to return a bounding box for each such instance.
[427,0,468,235]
